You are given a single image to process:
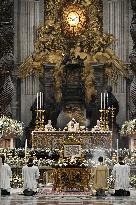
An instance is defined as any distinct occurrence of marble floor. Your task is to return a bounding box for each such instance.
[0,189,136,205]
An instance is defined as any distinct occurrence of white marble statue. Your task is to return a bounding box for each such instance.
[45,120,54,131]
[91,119,101,132]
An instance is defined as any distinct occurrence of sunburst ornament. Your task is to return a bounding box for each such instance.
[61,4,87,37]
[67,11,80,26]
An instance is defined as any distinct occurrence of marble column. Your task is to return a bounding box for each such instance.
[14,0,44,126]
[103,0,131,125]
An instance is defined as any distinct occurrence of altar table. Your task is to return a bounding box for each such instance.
[32,131,112,149]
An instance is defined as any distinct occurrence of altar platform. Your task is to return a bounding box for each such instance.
[1,188,136,205]
[32,131,112,149]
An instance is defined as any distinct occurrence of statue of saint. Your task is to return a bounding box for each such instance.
[45,120,54,131]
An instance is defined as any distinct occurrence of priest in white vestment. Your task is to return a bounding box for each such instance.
[22,157,39,195]
[0,155,12,195]
[112,156,130,196]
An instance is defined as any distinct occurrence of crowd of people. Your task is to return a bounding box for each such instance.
[0,155,131,197]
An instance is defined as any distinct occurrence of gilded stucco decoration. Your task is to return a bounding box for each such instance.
[19,0,128,103]
[61,4,87,37]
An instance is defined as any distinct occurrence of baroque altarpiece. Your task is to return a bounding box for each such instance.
[19,0,128,147]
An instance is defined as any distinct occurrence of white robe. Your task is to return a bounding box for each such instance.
[1,163,12,191]
[22,165,39,192]
[112,163,130,191]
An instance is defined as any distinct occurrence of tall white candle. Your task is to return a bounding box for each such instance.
[37,92,38,110]
[40,92,41,109]
[25,139,27,163]
[104,93,105,109]
[117,139,119,162]
[101,93,102,109]
[107,93,108,107]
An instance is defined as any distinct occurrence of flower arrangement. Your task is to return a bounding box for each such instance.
[0,115,24,138]
[53,156,90,168]
[121,119,136,136]
[130,175,136,188]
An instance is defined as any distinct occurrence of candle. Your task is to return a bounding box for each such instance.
[25,139,27,163]
[37,92,38,110]
[107,93,108,107]
[104,93,105,109]
[40,92,41,109]
[117,139,119,162]
[101,93,102,109]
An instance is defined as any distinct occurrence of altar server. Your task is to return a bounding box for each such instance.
[112,156,130,196]
[0,154,12,195]
[93,156,109,197]
[22,157,39,196]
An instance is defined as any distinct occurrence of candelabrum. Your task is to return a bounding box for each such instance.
[99,109,104,130]
[110,106,115,132]
[99,106,116,132]
[35,109,45,131]
[99,108,110,131]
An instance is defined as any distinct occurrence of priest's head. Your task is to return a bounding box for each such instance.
[118,156,124,162]
[0,154,5,164]
[27,157,34,167]
[98,156,103,163]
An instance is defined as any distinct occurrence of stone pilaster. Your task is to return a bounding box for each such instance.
[14,0,44,126]
[130,0,136,75]
[103,0,130,125]
[129,0,136,118]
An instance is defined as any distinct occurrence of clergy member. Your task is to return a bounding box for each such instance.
[0,154,12,195]
[112,156,130,196]
[93,156,109,197]
[22,157,39,196]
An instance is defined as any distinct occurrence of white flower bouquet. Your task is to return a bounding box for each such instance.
[121,119,136,136]
[0,115,24,138]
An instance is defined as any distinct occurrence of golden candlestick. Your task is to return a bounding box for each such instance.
[99,108,110,131]
[105,108,110,131]
[99,109,105,130]
[110,106,115,132]
[35,109,45,131]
